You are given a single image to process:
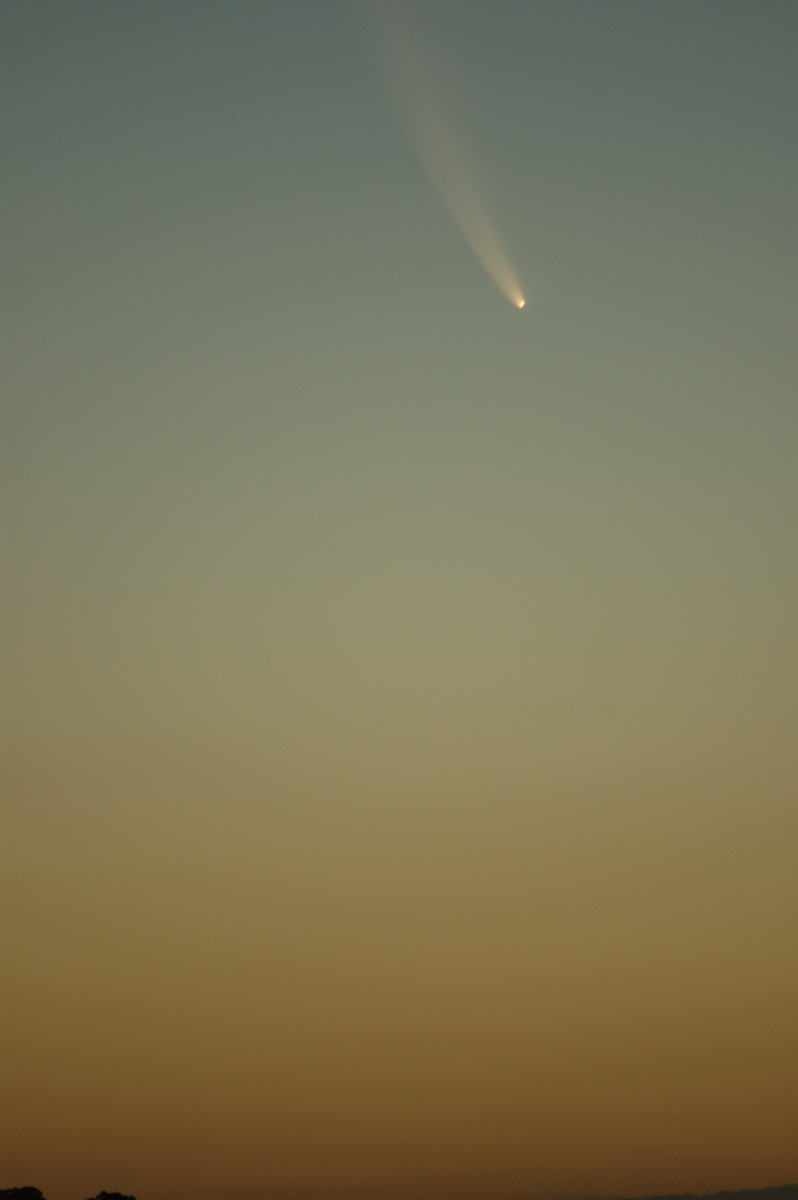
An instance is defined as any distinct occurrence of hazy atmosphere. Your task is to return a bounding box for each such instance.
[4,3,797,1200]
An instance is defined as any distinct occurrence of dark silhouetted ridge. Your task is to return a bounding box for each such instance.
[1,1190,135,1200]
[606,1189,798,1200]
[84,1194,136,1200]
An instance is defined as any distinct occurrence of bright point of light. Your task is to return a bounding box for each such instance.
[517,298,526,309]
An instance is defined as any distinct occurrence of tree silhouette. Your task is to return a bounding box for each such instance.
[84,1193,136,1200]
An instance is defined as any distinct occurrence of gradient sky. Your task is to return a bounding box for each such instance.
[3,3,797,1200]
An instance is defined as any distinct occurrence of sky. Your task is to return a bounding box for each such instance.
[3,2,797,1199]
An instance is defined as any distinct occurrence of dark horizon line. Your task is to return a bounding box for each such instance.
[4,1184,798,1200]
[579,1186,798,1200]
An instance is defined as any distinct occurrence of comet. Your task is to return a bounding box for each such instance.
[354,1,526,310]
